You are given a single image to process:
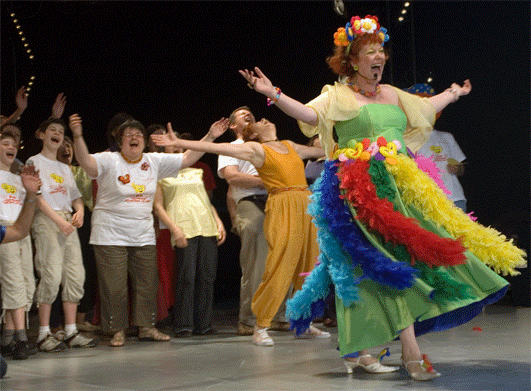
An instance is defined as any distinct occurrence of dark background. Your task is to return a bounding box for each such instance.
[2,1,529,303]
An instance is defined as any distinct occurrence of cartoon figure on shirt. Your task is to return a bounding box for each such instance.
[131,183,145,194]
[50,173,64,183]
[118,174,130,184]
[1,183,17,194]
[429,145,448,163]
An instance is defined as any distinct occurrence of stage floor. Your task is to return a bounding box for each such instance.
[1,304,529,391]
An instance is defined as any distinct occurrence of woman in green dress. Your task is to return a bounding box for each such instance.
[239,15,525,381]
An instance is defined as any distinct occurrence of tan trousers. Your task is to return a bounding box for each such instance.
[251,190,319,327]
[236,200,288,326]
[93,245,158,333]
[0,233,34,311]
[32,211,84,304]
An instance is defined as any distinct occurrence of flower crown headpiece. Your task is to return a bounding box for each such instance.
[334,15,390,55]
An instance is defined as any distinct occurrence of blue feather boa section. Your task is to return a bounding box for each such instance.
[287,161,418,334]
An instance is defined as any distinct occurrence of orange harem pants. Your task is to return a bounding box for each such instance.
[251,189,319,328]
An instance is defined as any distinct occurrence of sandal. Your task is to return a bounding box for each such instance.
[110,331,125,347]
[138,327,170,342]
[401,354,441,381]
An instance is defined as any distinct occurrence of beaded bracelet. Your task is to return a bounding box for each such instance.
[267,87,281,106]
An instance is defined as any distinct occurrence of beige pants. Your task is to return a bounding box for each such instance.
[0,231,34,311]
[235,200,288,326]
[93,245,158,333]
[31,210,85,304]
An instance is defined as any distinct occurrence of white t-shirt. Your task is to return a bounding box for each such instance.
[417,130,466,202]
[90,151,182,246]
[0,170,26,224]
[217,139,267,203]
[27,154,82,212]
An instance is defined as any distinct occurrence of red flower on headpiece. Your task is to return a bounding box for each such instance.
[350,16,362,34]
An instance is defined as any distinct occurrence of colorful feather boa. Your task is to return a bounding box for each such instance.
[387,154,527,276]
[338,159,467,268]
[315,162,418,290]
[286,161,418,333]
[414,154,451,195]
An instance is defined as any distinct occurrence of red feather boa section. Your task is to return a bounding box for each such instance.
[337,160,466,268]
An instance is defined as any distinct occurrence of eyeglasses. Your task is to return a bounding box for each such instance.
[123,132,144,139]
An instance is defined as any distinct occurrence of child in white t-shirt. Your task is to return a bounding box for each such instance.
[0,126,36,360]
[28,118,98,352]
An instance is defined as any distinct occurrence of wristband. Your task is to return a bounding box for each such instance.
[445,88,459,102]
[267,87,281,106]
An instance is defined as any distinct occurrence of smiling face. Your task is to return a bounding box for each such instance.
[120,126,145,158]
[57,139,74,165]
[352,43,386,82]
[0,135,18,169]
[40,123,65,152]
[351,42,386,82]
[244,118,276,141]
[230,109,256,137]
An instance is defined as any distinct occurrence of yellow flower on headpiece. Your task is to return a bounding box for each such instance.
[351,16,362,33]
[334,27,349,46]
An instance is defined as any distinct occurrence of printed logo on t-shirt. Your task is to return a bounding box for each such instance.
[429,145,448,162]
[131,183,145,194]
[1,183,17,194]
[118,174,130,184]
[429,145,443,154]
[50,173,64,183]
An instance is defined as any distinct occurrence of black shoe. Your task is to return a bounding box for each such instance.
[1,341,15,357]
[192,327,216,336]
[174,328,193,338]
[0,354,6,379]
[24,340,38,355]
[12,340,29,360]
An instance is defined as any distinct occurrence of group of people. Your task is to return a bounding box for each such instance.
[1,13,526,383]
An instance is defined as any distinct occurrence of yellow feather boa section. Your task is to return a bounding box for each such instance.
[386,154,527,276]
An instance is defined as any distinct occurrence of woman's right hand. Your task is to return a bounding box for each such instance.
[171,226,188,248]
[239,67,277,98]
[57,219,75,237]
[69,114,83,137]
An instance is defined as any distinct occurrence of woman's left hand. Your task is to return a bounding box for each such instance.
[451,79,472,97]
[71,210,84,228]
[216,220,226,246]
[207,118,230,140]
[151,124,178,147]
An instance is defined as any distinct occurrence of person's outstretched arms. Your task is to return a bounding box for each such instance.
[179,119,230,168]
[0,87,28,127]
[152,121,266,168]
[428,80,471,113]
[51,93,67,119]
[239,67,318,126]
[69,114,98,178]
[286,140,325,161]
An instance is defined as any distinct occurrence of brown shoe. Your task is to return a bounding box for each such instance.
[237,322,254,336]
[270,321,291,332]
[138,327,170,342]
[110,331,125,347]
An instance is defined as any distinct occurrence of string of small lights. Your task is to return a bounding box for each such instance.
[9,11,36,96]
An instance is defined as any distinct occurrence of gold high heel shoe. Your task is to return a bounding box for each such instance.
[401,354,441,381]
[343,349,399,374]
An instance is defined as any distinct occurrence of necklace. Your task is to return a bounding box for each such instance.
[120,151,143,164]
[260,138,279,144]
[348,81,381,97]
